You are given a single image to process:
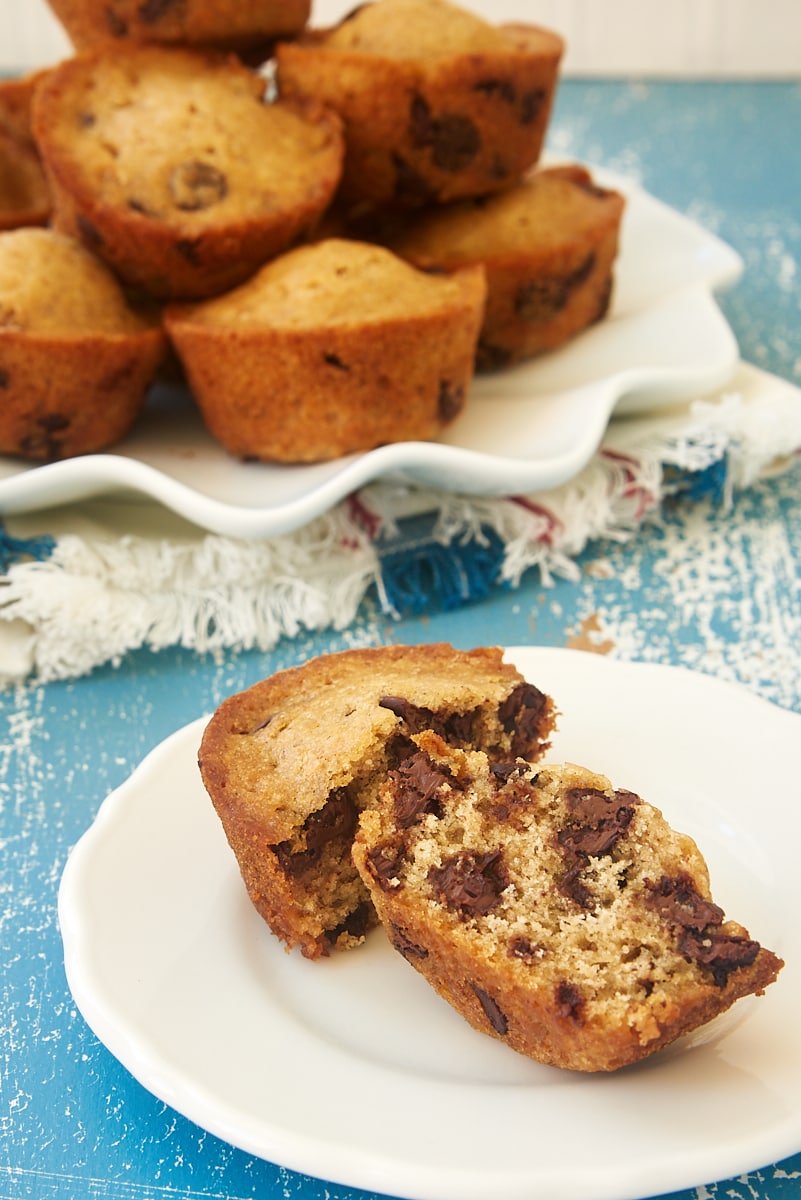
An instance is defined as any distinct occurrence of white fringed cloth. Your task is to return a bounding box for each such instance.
[1,363,800,684]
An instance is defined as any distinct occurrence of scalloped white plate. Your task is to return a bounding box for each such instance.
[58,647,800,1200]
[0,172,743,538]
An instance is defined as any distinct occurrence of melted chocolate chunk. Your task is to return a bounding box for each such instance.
[438,379,464,422]
[364,839,405,891]
[645,873,724,931]
[275,789,356,876]
[556,786,639,909]
[408,94,481,173]
[679,928,761,987]
[389,922,429,961]
[559,786,638,859]
[498,681,550,758]
[471,983,508,1035]
[555,980,585,1022]
[389,750,451,827]
[326,901,371,946]
[645,873,761,987]
[428,847,506,918]
[169,161,228,212]
[378,695,475,745]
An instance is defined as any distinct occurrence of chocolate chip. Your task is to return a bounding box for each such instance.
[515,254,596,322]
[473,78,517,105]
[556,786,639,909]
[508,936,545,963]
[645,873,724,931]
[19,413,72,460]
[498,681,551,758]
[408,94,481,173]
[392,154,434,205]
[476,341,512,372]
[364,839,405,891]
[679,928,761,987]
[275,789,356,875]
[555,980,584,1022]
[169,161,228,212]
[389,922,429,960]
[137,0,178,23]
[520,88,546,125]
[471,983,508,1035]
[438,380,464,422]
[378,695,476,745]
[324,352,348,371]
[489,761,524,783]
[78,111,97,128]
[104,7,128,37]
[326,901,371,946]
[388,750,451,827]
[175,237,201,265]
[0,369,9,388]
[76,215,104,249]
[428,847,507,918]
[645,873,762,987]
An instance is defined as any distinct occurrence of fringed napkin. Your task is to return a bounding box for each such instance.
[1,362,800,685]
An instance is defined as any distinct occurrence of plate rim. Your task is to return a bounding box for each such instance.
[58,648,801,1200]
[1,172,743,539]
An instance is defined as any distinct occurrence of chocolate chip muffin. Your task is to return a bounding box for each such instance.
[164,237,486,462]
[0,228,165,460]
[31,44,344,300]
[353,730,783,1072]
[275,0,563,210]
[384,164,626,368]
[198,644,557,959]
[0,125,51,231]
[45,0,311,61]
[0,72,51,231]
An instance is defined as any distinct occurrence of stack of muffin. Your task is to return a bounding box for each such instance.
[0,0,625,464]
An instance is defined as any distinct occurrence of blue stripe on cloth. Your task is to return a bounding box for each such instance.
[0,525,56,573]
[376,512,506,616]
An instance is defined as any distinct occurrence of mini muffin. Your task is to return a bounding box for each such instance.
[164,237,487,462]
[45,0,311,61]
[353,731,783,1072]
[384,164,626,368]
[0,72,51,230]
[198,644,557,959]
[276,0,563,210]
[0,228,165,460]
[0,126,51,231]
[31,45,344,300]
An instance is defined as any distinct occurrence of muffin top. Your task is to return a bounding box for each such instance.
[32,45,343,232]
[169,237,486,330]
[320,0,514,58]
[0,228,156,335]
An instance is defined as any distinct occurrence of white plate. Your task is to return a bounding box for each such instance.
[1,174,742,538]
[59,647,800,1200]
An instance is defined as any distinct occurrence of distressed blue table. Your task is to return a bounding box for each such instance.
[2,80,801,1200]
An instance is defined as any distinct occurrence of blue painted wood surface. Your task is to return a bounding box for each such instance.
[1,80,800,1200]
